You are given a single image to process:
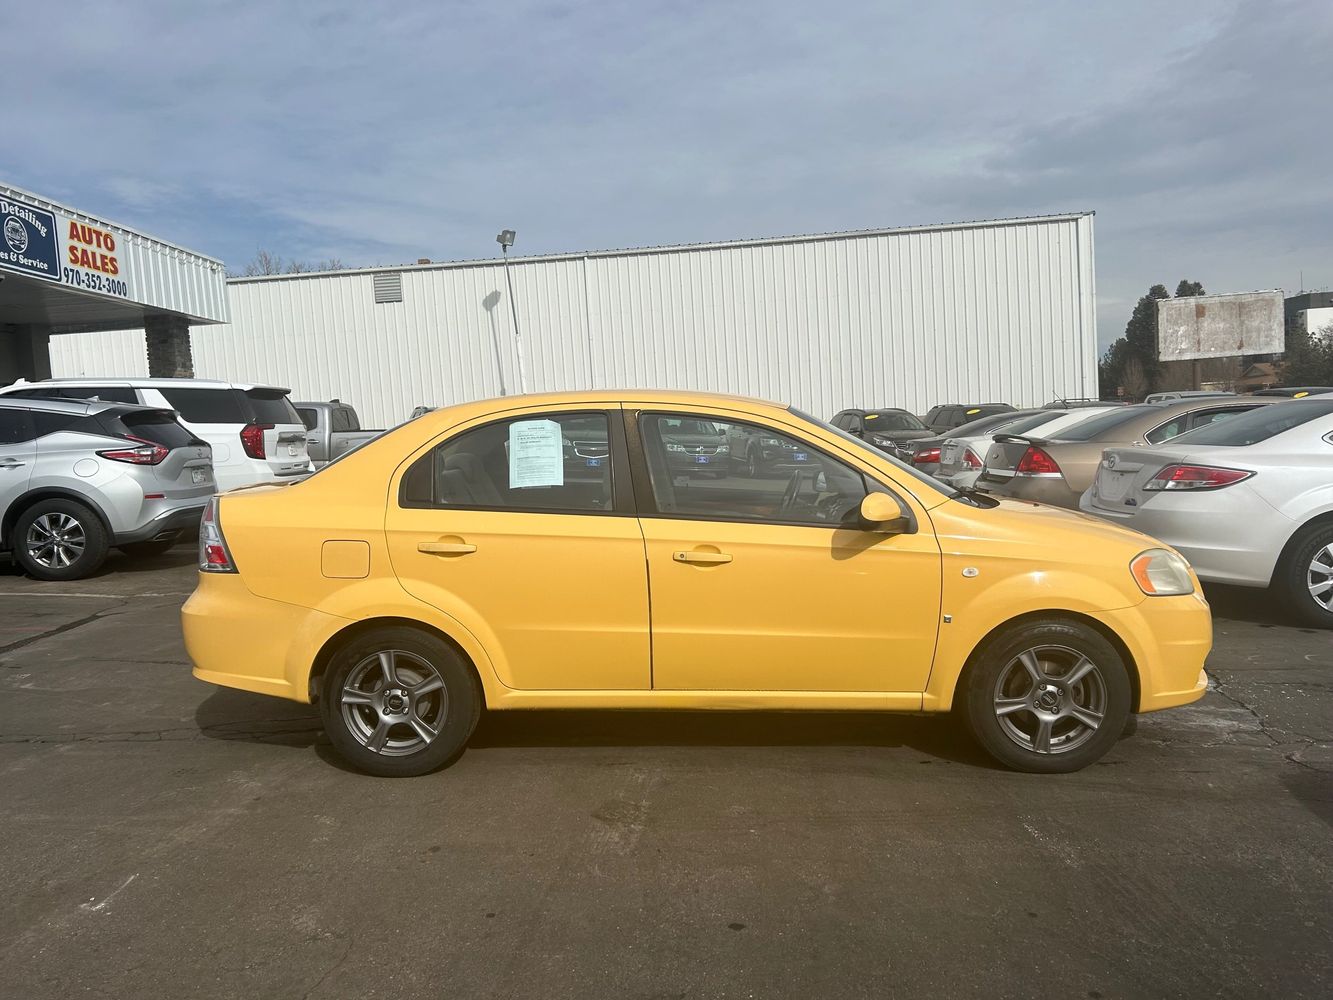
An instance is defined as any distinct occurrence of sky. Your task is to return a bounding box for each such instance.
[5,0,1331,351]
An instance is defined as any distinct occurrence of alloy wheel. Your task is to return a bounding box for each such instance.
[340,649,449,757]
[1307,543,1333,611]
[26,512,87,569]
[992,644,1108,755]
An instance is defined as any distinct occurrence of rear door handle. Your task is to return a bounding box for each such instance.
[674,550,732,565]
[0,459,25,469]
[418,541,477,555]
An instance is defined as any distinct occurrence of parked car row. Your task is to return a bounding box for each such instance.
[0,377,312,579]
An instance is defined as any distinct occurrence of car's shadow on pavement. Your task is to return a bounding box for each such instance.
[194,687,1000,769]
[1202,583,1304,628]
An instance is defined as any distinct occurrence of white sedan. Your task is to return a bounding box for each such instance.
[1079,398,1333,628]
[937,406,1118,489]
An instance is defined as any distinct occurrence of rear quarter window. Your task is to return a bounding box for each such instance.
[115,412,201,449]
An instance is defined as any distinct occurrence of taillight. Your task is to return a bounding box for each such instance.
[961,447,983,470]
[1143,464,1253,491]
[198,496,237,573]
[239,423,272,460]
[98,435,169,465]
[1015,446,1062,477]
[913,447,941,465]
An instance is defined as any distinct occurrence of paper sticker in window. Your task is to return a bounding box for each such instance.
[509,419,565,489]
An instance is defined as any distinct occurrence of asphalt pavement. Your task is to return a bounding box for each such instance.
[0,547,1329,999]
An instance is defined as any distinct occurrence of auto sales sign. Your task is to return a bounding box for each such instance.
[0,191,135,301]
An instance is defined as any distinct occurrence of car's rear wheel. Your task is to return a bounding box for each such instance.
[960,618,1131,773]
[319,627,481,777]
[12,499,109,581]
[1277,522,1333,629]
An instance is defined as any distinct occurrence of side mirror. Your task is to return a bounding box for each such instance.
[859,493,911,533]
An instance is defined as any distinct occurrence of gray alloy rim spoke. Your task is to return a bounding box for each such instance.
[378,650,399,685]
[27,513,86,569]
[340,649,449,758]
[1309,546,1333,608]
[1064,656,1096,688]
[413,675,444,697]
[366,719,392,752]
[1033,717,1054,754]
[993,644,1108,756]
[1070,705,1105,730]
[1017,650,1045,685]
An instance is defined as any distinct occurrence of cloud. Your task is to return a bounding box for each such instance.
[3,0,1329,352]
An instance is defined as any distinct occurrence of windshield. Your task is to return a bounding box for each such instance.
[791,407,950,498]
[1168,400,1333,446]
[863,410,926,432]
[1050,405,1158,441]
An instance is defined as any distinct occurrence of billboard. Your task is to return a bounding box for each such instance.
[0,190,134,301]
[1157,291,1284,361]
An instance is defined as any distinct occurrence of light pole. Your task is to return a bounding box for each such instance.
[496,229,529,394]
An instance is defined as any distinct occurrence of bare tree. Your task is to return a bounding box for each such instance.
[1121,357,1149,400]
[229,251,347,278]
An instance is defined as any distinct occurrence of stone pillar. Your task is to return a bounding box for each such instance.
[0,324,52,383]
[144,314,194,378]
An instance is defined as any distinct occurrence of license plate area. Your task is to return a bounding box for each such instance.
[191,468,208,484]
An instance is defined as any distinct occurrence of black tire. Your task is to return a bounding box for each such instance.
[12,499,109,581]
[1276,522,1333,629]
[745,448,759,478]
[319,627,481,777]
[959,618,1131,774]
[120,539,177,558]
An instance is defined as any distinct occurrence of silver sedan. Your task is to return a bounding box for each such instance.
[1079,398,1333,628]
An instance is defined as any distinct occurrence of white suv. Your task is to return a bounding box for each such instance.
[0,379,311,492]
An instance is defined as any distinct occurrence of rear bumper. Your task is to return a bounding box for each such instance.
[113,503,205,545]
[1077,488,1286,587]
[183,573,351,702]
[1091,594,1212,712]
[980,475,1082,509]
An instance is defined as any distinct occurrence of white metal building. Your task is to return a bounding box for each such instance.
[49,213,1096,427]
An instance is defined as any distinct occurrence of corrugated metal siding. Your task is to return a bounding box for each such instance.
[49,328,150,377]
[50,214,1096,427]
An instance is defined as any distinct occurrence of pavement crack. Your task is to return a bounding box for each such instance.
[0,603,128,656]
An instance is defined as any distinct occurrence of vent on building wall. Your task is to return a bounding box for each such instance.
[373,272,403,304]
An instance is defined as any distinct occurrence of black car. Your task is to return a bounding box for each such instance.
[919,402,1016,434]
[659,416,731,478]
[830,408,930,453]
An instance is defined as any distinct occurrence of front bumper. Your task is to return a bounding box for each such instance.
[1092,593,1212,712]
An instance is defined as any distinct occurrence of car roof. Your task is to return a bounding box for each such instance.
[2,377,290,393]
[0,395,168,417]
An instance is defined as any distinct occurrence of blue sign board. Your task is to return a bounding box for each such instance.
[0,196,60,282]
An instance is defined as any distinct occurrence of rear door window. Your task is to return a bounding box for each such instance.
[296,407,318,431]
[159,388,247,423]
[32,411,85,437]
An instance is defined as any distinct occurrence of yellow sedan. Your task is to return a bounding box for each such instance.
[183,390,1211,776]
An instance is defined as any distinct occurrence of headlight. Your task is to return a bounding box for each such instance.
[665,442,686,453]
[759,436,782,446]
[716,444,730,453]
[1130,548,1194,596]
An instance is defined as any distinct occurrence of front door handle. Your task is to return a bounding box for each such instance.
[674,550,732,565]
[418,541,477,555]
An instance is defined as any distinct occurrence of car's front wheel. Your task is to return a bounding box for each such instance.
[960,618,1131,773]
[12,499,109,581]
[1276,522,1333,629]
[319,627,481,777]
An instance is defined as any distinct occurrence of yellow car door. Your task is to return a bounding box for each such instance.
[632,409,942,697]
[384,407,651,691]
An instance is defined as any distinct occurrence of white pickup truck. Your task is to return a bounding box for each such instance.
[293,400,383,468]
